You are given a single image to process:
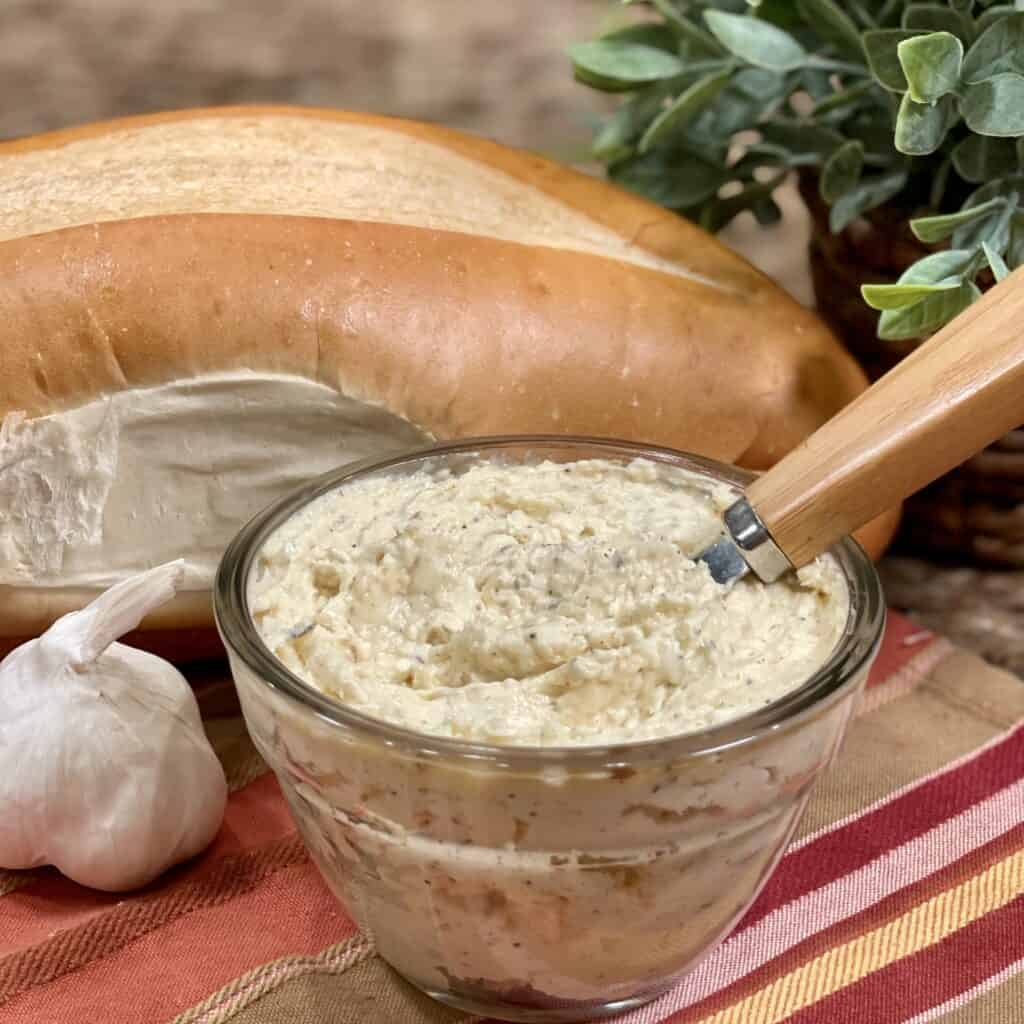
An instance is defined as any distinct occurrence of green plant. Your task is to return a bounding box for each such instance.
[570,1,1024,340]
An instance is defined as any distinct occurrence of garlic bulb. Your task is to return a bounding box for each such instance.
[0,561,228,891]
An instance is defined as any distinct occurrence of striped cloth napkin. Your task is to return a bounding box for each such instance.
[2,611,1023,1024]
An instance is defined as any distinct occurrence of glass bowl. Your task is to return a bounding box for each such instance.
[214,436,885,1023]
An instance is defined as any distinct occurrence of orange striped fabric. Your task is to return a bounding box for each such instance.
[1,612,1023,1024]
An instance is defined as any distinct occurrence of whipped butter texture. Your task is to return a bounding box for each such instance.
[251,457,849,746]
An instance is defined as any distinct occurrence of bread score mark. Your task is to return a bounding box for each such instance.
[0,114,721,289]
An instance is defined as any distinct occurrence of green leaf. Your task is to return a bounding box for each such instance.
[870,250,979,338]
[703,10,808,71]
[877,281,980,338]
[1007,213,1024,266]
[958,175,1024,215]
[953,190,1018,250]
[983,239,1011,280]
[862,280,962,309]
[976,6,1020,40]
[844,106,904,159]
[568,41,686,92]
[731,143,800,175]
[962,73,1024,136]
[820,140,865,202]
[847,1,877,28]
[895,92,957,155]
[610,149,726,209]
[681,67,788,137]
[902,4,971,39]
[697,172,787,232]
[893,248,977,282]
[812,79,879,118]
[592,119,633,163]
[898,32,964,103]
[753,196,784,225]
[760,119,846,160]
[863,29,926,90]
[962,12,1024,83]
[693,92,759,136]
[732,66,789,100]
[952,134,1022,182]
[830,167,908,232]
[796,0,865,60]
[876,0,906,27]
[684,101,740,150]
[599,22,680,52]
[909,197,1006,241]
[650,0,728,56]
[591,86,672,161]
[799,68,835,101]
[639,72,732,152]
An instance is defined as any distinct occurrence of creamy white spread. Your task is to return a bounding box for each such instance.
[0,371,427,590]
[252,457,849,745]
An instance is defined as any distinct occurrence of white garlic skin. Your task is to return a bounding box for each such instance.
[0,563,228,892]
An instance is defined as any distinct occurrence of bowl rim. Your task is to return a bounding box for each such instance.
[214,435,886,768]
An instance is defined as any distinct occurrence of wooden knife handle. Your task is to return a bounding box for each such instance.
[747,265,1024,569]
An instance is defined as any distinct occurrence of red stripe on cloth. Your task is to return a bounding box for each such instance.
[787,893,1024,1024]
[736,720,1024,933]
[0,860,356,1024]
[661,819,1024,1024]
[865,610,933,689]
[202,773,294,859]
[0,772,293,956]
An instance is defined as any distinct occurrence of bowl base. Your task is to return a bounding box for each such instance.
[394,968,668,1023]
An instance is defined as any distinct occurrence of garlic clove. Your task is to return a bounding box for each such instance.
[0,561,228,891]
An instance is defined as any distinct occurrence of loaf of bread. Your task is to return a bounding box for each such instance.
[0,106,896,659]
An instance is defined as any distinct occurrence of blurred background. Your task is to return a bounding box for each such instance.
[0,1,618,161]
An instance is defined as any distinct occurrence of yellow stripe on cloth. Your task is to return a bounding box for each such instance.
[697,847,1024,1024]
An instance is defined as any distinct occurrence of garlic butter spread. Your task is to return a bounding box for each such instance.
[251,458,849,745]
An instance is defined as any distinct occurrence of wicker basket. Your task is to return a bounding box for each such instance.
[797,172,1024,568]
